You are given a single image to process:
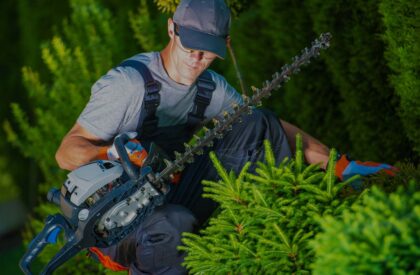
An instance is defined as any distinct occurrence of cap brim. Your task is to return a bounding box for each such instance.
[177,25,227,59]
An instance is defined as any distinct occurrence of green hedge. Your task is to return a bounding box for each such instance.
[180,137,360,274]
[215,0,417,162]
[380,0,420,156]
[10,0,139,272]
[312,182,420,274]
[258,0,346,150]
[304,0,411,162]
[180,139,419,274]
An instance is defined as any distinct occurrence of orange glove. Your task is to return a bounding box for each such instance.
[98,133,148,167]
[335,154,398,181]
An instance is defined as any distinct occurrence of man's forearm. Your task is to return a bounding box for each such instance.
[280,119,330,169]
[55,136,106,171]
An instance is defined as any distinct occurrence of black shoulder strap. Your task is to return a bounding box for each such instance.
[119,60,161,136]
[187,70,216,127]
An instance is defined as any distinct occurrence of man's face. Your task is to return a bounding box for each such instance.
[169,22,218,84]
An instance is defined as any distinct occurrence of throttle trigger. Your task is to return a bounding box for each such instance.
[46,227,62,244]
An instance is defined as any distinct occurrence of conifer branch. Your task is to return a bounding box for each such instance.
[325,148,337,196]
[209,151,231,184]
[237,162,251,188]
[263,139,276,167]
[272,223,291,250]
[295,134,304,173]
[252,186,269,207]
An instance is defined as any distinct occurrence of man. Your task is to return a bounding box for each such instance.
[55,0,395,273]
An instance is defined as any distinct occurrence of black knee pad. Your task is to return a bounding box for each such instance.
[132,204,197,274]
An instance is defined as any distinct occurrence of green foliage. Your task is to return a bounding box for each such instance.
[179,136,359,274]
[380,0,420,155]
[0,0,70,208]
[6,0,126,187]
[129,0,167,51]
[305,0,411,162]
[361,162,420,194]
[0,156,19,202]
[153,0,251,17]
[312,181,420,274]
[17,0,71,68]
[220,0,416,162]
[222,0,417,162]
[6,0,149,272]
[220,4,270,87]
[257,0,346,150]
[154,0,179,13]
[225,0,252,17]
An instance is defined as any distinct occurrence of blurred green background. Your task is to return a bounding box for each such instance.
[0,1,70,273]
[0,0,418,273]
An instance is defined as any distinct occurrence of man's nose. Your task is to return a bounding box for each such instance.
[190,51,204,61]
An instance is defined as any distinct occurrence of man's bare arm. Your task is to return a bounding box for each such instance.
[55,123,108,171]
[280,119,330,169]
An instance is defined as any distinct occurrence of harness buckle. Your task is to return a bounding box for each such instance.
[194,92,212,105]
[145,81,161,94]
[196,77,216,92]
[144,81,161,109]
[144,93,160,108]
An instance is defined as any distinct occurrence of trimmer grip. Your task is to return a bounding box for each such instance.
[114,133,140,181]
[19,214,71,275]
[20,232,49,274]
[41,239,83,275]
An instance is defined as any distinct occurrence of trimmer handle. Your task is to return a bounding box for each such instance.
[114,133,140,181]
[19,214,72,275]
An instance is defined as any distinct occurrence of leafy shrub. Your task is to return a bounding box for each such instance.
[305,0,411,162]
[11,0,138,273]
[153,0,252,17]
[179,136,359,274]
[380,0,420,156]
[312,181,420,274]
[361,162,420,193]
[0,156,19,202]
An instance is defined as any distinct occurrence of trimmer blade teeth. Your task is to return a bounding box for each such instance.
[163,159,172,167]
[174,151,182,160]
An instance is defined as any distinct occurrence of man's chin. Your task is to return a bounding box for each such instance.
[181,69,202,83]
[185,65,201,73]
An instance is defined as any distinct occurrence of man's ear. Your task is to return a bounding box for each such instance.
[168,18,175,39]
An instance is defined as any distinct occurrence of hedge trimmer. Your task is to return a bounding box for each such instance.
[19,33,331,274]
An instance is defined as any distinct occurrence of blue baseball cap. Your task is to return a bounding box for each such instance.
[173,0,231,58]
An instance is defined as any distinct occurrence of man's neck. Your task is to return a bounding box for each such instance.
[160,45,193,86]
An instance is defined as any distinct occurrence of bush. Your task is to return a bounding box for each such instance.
[0,156,19,202]
[305,0,411,162]
[153,0,252,16]
[179,136,360,274]
[10,0,138,272]
[312,181,420,274]
[380,0,420,156]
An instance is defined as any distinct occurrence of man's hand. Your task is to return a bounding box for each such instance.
[335,154,398,181]
[99,132,148,167]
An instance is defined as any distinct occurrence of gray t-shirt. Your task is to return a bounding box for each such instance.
[78,52,242,141]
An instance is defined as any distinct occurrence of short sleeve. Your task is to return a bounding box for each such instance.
[211,72,243,118]
[77,67,145,141]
